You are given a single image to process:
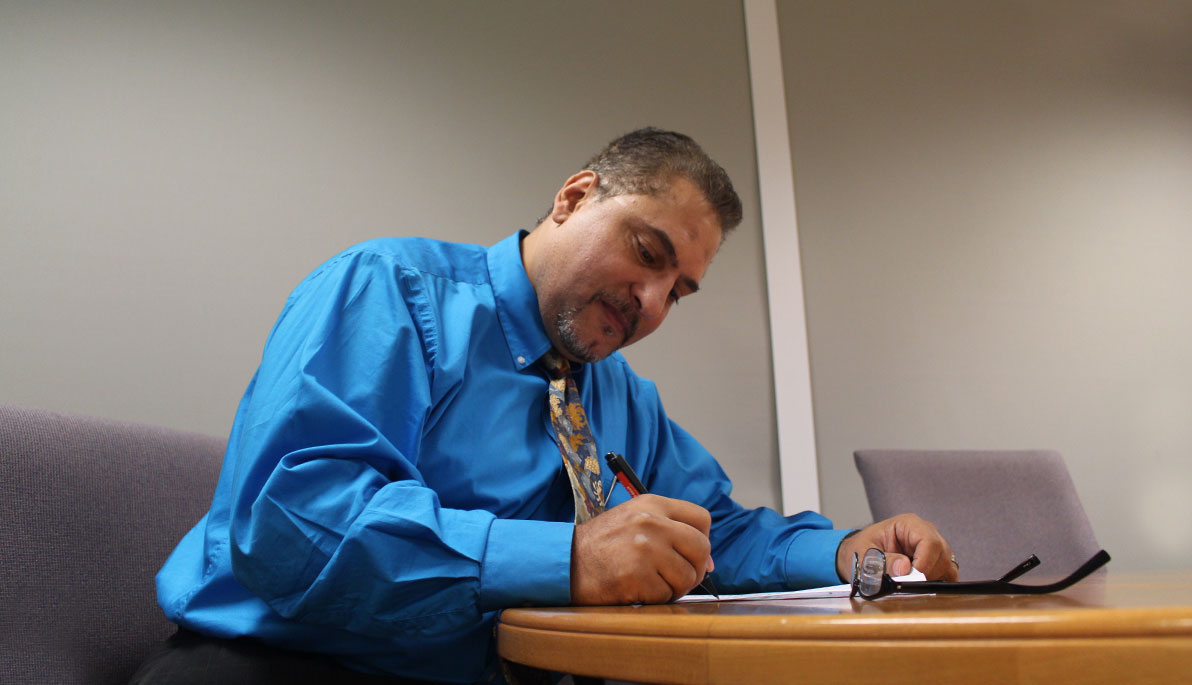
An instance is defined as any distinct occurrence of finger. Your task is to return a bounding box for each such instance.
[886,552,913,577]
[667,518,713,574]
[615,532,696,604]
[944,554,959,581]
[655,518,712,597]
[624,504,709,592]
[907,536,951,580]
[889,515,952,580]
[642,571,684,604]
[918,531,959,581]
[941,544,960,581]
[653,544,707,599]
[646,494,712,537]
[655,556,698,600]
[909,545,940,577]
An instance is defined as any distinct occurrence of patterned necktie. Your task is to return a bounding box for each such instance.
[541,349,605,523]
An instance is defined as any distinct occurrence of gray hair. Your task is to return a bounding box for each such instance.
[580,127,743,234]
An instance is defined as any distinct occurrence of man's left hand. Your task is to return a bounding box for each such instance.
[835,513,959,582]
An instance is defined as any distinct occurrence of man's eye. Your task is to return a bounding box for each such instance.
[638,243,656,265]
[668,291,680,306]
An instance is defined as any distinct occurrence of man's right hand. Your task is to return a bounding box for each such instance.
[570,494,714,605]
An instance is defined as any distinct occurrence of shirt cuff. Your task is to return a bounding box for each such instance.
[783,527,854,588]
[478,518,573,611]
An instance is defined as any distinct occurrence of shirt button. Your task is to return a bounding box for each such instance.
[517,355,526,365]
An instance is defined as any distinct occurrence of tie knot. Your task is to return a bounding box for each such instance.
[540,349,571,380]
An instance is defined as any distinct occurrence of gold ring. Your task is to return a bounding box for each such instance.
[950,554,959,567]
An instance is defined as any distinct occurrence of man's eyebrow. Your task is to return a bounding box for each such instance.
[644,224,700,295]
[645,224,679,268]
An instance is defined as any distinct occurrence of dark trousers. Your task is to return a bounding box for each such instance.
[128,628,440,685]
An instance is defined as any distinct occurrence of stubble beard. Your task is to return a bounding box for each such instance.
[555,292,637,363]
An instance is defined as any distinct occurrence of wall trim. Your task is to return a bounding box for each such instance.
[743,0,820,513]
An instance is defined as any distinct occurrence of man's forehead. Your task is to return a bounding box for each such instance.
[608,188,721,240]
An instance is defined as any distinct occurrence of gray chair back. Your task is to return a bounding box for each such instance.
[854,449,1100,580]
[0,404,224,684]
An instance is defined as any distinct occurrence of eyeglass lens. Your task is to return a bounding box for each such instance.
[858,548,886,597]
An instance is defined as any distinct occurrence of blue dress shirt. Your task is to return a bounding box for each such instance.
[156,231,849,682]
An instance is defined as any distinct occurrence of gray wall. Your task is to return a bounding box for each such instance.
[5,0,1189,572]
[781,0,1192,570]
[0,0,782,509]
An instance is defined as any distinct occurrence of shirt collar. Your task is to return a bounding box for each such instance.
[487,231,552,371]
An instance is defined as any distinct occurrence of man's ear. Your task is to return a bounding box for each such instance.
[549,170,599,225]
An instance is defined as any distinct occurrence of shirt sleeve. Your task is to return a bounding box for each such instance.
[626,376,851,592]
[225,250,570,641]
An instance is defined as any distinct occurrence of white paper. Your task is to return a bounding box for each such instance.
[676,569,927,603]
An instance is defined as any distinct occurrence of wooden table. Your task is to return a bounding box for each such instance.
[497,570,1192,684]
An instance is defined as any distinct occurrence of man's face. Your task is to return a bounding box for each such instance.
[524,172,723,363]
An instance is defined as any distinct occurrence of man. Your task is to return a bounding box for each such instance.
[135,128,956,684]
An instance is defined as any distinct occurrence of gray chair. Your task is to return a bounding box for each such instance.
[0,403,224,684]
[854,449,1101,580]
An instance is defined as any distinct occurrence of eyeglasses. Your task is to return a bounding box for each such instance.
[849,548,1111,600]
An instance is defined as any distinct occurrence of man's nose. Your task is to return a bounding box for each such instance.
[632,280,670,320]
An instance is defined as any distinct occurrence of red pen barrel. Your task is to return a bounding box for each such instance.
[615,472,641,498]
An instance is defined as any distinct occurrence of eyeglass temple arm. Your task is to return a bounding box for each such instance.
[1000,549,1111,594]
[884,554,1040,594]
[998,554,1041,583]
[889,550,1111,596]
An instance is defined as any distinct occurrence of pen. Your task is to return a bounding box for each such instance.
[603,451,720,598]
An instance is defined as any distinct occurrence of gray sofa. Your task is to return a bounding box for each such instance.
[0,403,224,684]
